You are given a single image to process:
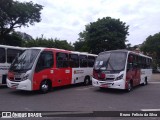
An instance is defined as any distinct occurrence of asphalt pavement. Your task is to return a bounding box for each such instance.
[0,73,160,120]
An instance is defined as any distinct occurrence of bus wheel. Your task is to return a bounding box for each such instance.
[84,77,90,86]
[40,80,50,93]
[127,81,132,92]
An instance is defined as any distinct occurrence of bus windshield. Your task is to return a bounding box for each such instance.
[10,49,40,71]
[94,52,127,72]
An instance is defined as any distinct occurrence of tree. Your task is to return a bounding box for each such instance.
[0,0,43,44]
[24,37,74,51]
[74,32,89,52]
[141,32,160,68]
[3,32,23,46]
[74,40,86,52]
[16,31,33,40]
[74,17,129,54]
[126,43,132,50]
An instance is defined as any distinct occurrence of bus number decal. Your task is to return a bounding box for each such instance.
[65,70,70,74]
[74,70,84,74]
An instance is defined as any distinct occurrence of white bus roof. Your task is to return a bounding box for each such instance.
[71,51,97,56]
[99,49,152,59]
[26,47,97,56]
[0,44,25,50]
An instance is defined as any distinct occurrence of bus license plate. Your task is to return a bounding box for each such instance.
[101,83,111,88]
[101,84,108,88]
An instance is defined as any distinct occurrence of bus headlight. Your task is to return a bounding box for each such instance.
[115,74,123,81]
[22,74,29,81]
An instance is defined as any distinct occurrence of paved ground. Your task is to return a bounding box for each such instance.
[0,74,160,120]
[151,73,160,81]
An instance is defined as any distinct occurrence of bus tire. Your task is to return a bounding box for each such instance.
[126,81,133,92]
[83,76,90,86]
[40,80,51,93]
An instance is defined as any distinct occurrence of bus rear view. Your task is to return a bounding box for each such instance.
[92,50,152,92]
[0,45,24,85]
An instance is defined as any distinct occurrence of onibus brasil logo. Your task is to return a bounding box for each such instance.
[1,112,42,118]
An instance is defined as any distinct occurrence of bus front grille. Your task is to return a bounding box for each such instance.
[13,78,22,82]
[106,78,115,80]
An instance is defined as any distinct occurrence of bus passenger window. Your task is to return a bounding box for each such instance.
[146,58,151,68]
[133,55,138,69]
[127,55,133,70]
[0,48,5,63]
[88,56,95,67]
[69,54,79,68]
[56,52,68,68]
[35,51,53,72]
[79,55,87,67]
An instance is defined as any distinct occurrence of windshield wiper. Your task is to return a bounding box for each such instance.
[105,54,116,72]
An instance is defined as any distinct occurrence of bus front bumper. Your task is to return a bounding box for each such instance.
[92,77,125,89]
[7,79,32,91]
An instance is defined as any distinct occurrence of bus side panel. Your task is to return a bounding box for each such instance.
[140,69,152,84]
[125,70,132,89]
[32,68,55,90]
[71,68,93,84]
[0,63,10,85]
[133,68,141,86]
[125,68,141,88]
[146,69,152,81]
[53,68,72,87]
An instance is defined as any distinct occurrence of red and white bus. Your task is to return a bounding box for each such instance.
[92,50,152,91]
[7,47,97,93]
[0,45,24,85]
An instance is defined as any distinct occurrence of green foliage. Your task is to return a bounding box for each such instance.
[0,31,74,50]
[74,40,89,52]
[75,17,129,54]
[126,43,132,50]
[0,0,43,43]
[141,32,160,68]
[141,33,160,54]
[24,37,74,51]
[2,32,23,46]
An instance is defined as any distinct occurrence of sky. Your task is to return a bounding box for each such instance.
[17,0,160,46]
